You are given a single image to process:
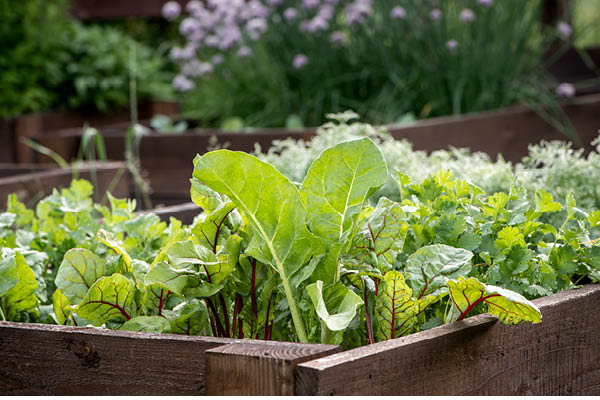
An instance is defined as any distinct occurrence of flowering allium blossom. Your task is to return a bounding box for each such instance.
[170,45,196,60]
[429,8,442,21]
[557,22,572,38]
[446,39,459,53]
[556,83,575,98]
[186,1,203,14]
[173,75,195,91]
[180,17,201,36]
[344,0,374,25]
[293,54,309,69]
[237,46,252,57]
[391,6,406,20]
[283,7,298,20]
[330,31,347,44]
[303,0,320,9]
[162,1,181,20]
[477,0,493,7]
[246,18,268,39]
[182,60,213,77]
[459,9,475,22]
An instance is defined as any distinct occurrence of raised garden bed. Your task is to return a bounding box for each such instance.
[1,284,598,395]
[0,162,130,209]
[0,101,177,164]
[0,163,200,224]
[29,93,600,204]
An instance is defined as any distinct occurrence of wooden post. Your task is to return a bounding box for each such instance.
[205,340,340,395]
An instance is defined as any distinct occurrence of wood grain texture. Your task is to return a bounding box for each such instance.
[205,341,340,395]
[296,285,600,395]
[0,162,130,209]
[0,322,233,395]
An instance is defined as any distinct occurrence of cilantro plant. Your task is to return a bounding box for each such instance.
[0,138,599,350]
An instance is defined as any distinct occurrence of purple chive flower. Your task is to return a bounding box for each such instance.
[293,54,308,69]
[180,17,201,36]
[429,8,441,21]
[283,7,298,20]
[186,0,203,14]
[477,0,493,7]
[303,0,320,9]
[344,0,374,26]
[556,83,575,98]
[173,75,195,91]
[446,39,459,53]
[330,31,347,45]
[246,17,268,39]
[459,8,475,22]
[557,21,572,38]
[237,46,252,57]
[211,54,224,65]
[205,35,220,47]
[391,6,406,20]
[169,45,196,60]
[162,1,181,20]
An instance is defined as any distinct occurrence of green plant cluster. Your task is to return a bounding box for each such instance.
[0,136,599,350]
[255,114,600,226]
[0,0,172,118]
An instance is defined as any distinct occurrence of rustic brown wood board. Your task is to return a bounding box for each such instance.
[0,162,130,209]
[0,285,598,395]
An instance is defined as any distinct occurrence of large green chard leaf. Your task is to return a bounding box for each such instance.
[55,248,108,304]
[74,274,136,326]
[166,240,233,284]
[375,271,420,341]
[192,150,323,342]
[192,202,241,251]
[406,245,473,298]
[346,197,409,272]
[306,280,364,344]
[0,254,19,297]
[98,230,132,273]
[163,299,210,335]
[52,288,72,325]
[300,138,388,243]
[120,316,171,333]
[447,276,542,324]
[144,261,195,296]
[1,252,39,320]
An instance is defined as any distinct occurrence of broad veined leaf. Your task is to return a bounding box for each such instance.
[406,244,473,298]
[120,316,171,333]
[447,276,541,324]
[300,138,388,243]
[348,197,408,271]
[163,299,210,335]
[192,202,240,251]
[55,248,108,303]
[2,252,39,320]
[375,271,419,341]
[144,261,195,296]
[166,240,233,285]
[190,178,227,214]
[0,254,19,297]
[193,150,324,342]
[74,274,135,326]
[306,280,364,338]
[98,229,132,273]
[52,288,72,325]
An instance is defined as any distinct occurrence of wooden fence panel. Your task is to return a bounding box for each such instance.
[295,285,600,395]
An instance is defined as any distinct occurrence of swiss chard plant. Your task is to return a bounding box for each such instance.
[0,137,599,350]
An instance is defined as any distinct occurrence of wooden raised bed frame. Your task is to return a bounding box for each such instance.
[30,94,600,205]
[1,284,598,395]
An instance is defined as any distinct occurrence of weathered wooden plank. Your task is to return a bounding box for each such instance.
[205,340,340,395]
[295,285,600,395]
[0,162,130,208]
[0,322,234,395]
